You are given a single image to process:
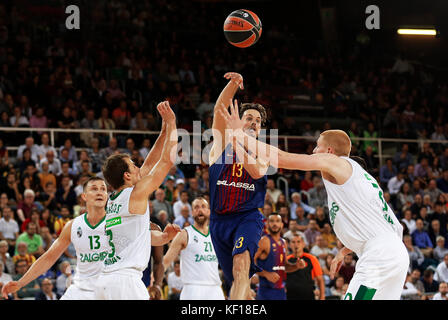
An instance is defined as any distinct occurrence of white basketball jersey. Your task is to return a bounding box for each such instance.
[70,213,108,291]
[180,225,221,286]
[322,157,403,256]
[103,187,151,273]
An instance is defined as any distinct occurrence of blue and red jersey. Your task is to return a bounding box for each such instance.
[209,144,267,216]
[257,235,287,289]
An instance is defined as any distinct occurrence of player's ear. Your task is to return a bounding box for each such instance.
[81,192,87,202]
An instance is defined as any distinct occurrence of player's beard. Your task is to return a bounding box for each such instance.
[194,215,207,226]
[268,227,281,235]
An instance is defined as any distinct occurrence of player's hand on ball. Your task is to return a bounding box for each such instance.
[224,72,244,90]
[157,101,176,123]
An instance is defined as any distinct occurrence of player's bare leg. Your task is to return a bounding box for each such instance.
[230,250,251,300]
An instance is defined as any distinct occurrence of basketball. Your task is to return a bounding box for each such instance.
[223,9,262,48]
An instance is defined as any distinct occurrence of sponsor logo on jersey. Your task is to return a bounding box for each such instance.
[77,227,82,238]
[104,255,122,266]
[216,180,255,191]
[329,202,339,226]
[272,266,286,271]
[194,254,217,262]
[80,251,108,263]
[106,203,122,215]
[105,217,122,229]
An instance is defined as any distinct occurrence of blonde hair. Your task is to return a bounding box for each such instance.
[320,130,351,156]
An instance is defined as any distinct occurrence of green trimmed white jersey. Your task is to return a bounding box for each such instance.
[180,225,221,286]
[322,157,403,256]
[70,213,107,291]
[103,187,151,273]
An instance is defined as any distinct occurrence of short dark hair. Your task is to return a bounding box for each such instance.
[239,103,267,126]
[102,153,131,190]
[82,176,106,192]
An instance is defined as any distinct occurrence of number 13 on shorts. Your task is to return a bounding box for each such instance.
[233,237,244,251]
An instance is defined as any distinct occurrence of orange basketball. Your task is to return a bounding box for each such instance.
[223,9,262,48]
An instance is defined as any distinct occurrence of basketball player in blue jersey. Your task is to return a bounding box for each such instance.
[209,72,269,300]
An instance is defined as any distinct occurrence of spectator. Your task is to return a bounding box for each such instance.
[403,234,425,272]
[12,259,40,299]
[388,170,405,197]
[74,150,93,175]
[290,192,315,219]
[54,205,71,236]
[12,242,36,267]
[173,205,194,229]
[393,144,413,171]
[152,188,174,221]
[10,106,29,128]
[282,220,308,246]
[163,175,176,203]
[362,122,378,153]
[0,173,21,204]
[434,236,448,263]
[310,235,331,268]
[173,179,185,202]
[112,99,131,129]
[167,260,183,300]
[430,202,448,235]
[286,234,325,300]
[425,179,443,204]
[401,272,423,300]
[17,137,42,163]
[35,277,60,300]
[56,261,73,297]
[330,276,346,299]
[59,138,78,165]
[37,182,58,213]
[436,170,448,193]
[401,209,416,234]
[414,157,432,180]
[18,148,36,175]
[432,281,448,300]
[300,171,314,191]
[99,137,120,159]
[88,138,105,173]
[428,219,446,251]
[308,176,327,209]
[0,240,15,275]
[196,92,214,119]
[186,178,202,203]
[55,176,77,212]
[38,161,57,190]
[379,158,397,186]
[38,133,57,159]
[0,207,19,256]
[320,223,337,249]
[361,145,379,176]
[411,218,434,258]
[278,205,290,233]
[138,138,151,160]
[304,219,321,247]
[15,222,44,258]
[16,189,39,224]
[79,109,98,147]
[422,268,439,296]
[434,254,448,283]
[314,206,330,230]
[39,150,62,176]
[338,253,356,284]
[410,194,424,218]
[173,191,192,220]
[0,260,12,285]
[29,107,48,135]
[409,268,425,297]
[20,208,45,233]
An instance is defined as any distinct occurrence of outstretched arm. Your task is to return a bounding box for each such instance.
[162,229,187,271]
[140,119,167,177]
[1,220,72,298]
[130,102,178,214]
[219,100,351,182]
[210,73,244,164]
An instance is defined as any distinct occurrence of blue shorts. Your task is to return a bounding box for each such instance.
[256,286,287,300]
[210,210,264,286]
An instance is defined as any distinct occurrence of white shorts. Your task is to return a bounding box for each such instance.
[94,271,149,300]
[180,284,225,300]
[60,284,96,300]
[344,233,408,300]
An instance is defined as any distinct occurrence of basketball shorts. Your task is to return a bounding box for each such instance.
[343,233,408,300]
[94,269,149,300]
[210,210,264,286]
[256,286,286,300]
[180,284,225,300]
[60,283,96,300]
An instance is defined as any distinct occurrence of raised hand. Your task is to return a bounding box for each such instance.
[218,98,244,132]
[157,101,176,124]
[224,72,244,90]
